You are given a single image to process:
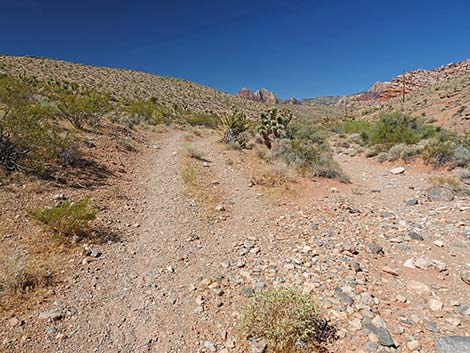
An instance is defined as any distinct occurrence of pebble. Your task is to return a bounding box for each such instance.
[203,340,217,352]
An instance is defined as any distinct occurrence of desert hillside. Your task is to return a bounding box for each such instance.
[0,55,342,121]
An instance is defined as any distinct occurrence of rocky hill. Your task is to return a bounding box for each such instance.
[301,96,342,106]
[237,87,300,105]
[379,58,470,100]
[0,55,266,117]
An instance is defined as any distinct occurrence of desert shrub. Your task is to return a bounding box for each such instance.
[181,112,220,128]
[367,112,438,146]
[428,176,461,189]
[387,143,405,161]
[185,144,205,160]
[377,152,388,163]
[272,139,349,183]
[50,86,112,129]
[120,99,171,126]
[401,144,424,162]
[454,168,470,181]
[0,249,35,295]
[0,76,77,174]
[28,197,97,238]
[331,118,371,137]
[238,287,336,352]
[257,108,293,148]
[252,161,295,187]
[221,110,250,148]
[422,135,456,167]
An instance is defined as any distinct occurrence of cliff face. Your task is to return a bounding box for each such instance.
[379,58,470,101]
[237,88,299,105]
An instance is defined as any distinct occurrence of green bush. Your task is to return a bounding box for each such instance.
[0,76,77,174]
[50,86,112,129]
[272,138,349,183]
[180,112,220,128]
[367,112,438,146]
[120,99,172,126]
[238,287,336,352]
[29,197,97,238]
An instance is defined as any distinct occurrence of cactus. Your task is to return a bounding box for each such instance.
[257,107,293,149]
[221,109,249,148]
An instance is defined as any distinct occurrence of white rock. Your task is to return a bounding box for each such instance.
[390,167,405,175]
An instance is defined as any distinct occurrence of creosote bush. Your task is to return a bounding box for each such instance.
[238,287,337,352]
[334,111,470,169]
[28,197,97,238]
[49,85,112,129]
[0,76,78,174]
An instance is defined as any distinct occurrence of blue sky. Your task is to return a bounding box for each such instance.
[1,0,469,98]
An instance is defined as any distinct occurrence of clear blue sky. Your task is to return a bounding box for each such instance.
[1,0,469,98]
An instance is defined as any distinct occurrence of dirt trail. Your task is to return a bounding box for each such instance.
[7,130,470,353]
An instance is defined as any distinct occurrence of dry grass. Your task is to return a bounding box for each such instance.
[428,176,461,189]
[252,161,296,188]
[179,157,224,220]
[0,240,63,313]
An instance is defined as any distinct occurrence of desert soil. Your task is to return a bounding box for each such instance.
[1,128,469,353]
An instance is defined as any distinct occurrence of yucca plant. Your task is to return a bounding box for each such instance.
[221,110,250,148]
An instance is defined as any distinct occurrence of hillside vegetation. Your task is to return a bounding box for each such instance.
[0,55,342,121]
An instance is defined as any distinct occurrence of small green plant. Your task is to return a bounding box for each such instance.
[50,86,111,129]
[272,139,349,183]
[221,110,250,148]
[428,176,460,189]
[185,144,205,161]
[29,197,97,238]
[0,75,77,174]
[181,112,220,128]
[238,287,336,352]
[257,108,293,149]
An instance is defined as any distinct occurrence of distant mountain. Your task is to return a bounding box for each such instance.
[301,96,341,106]
[237,88,300,105]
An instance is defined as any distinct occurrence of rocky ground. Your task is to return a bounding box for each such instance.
[1,128,469,353]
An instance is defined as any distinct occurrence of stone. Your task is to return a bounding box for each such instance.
[248,338,267,353]
[241,287,254,297]
[458,304,470,316]
[90,248,101,258]
[366,242,383,255]
[382,266,399,276]
[38,311,62,321]
[406,198,418,206]
[45,326,58,335]
[390,167,405,175]
[427,187,454,202]
[335,287,353,305]
[365,341,378,352]
[215,204,225,212]
[460,271,470,285]
[407,280,431,295]
[408,231,424,241]
[203,341,217,352]
[415,256,432,270]
[433,240,445,247]
[407,339,421,351]
[404,258,415,268]
[435,336,470,353]
[377,327,396,348]
[425,321,440,333]
[429,298,444,311]
[8,317,23,327]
